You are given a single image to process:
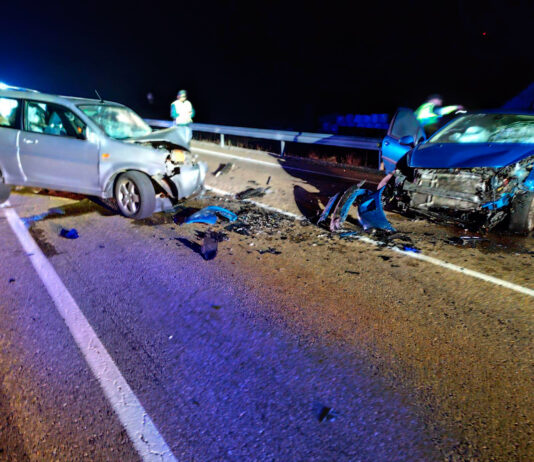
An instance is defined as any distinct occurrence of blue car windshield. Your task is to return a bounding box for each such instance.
[429,113,534,144]
[79,104,152,139]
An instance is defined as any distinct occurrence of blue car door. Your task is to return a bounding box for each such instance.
[381,108,426,173]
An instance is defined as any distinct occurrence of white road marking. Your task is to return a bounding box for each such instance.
[1,201,177,462]
[204,187,534,298]
[193,146,374,182]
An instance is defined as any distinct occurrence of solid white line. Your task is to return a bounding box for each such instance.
[204,187,534,298]
[193,146,372,182]
[1,201,177,462]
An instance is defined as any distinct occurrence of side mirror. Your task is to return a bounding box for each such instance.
[399,135,415,146]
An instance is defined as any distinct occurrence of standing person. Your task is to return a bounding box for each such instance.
[415,94,464,135]
[170,90,195,143]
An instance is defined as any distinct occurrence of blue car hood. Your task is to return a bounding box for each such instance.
[409,143,534,169]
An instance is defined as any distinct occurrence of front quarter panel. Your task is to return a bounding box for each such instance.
[99,138,167,196]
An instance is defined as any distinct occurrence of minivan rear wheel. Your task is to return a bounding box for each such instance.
[114,171,156,219]
[508,191,534,234]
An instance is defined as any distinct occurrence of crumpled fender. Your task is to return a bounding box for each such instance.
[322,184,395,232]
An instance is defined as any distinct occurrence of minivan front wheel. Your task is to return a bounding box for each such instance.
[509,191,534,234]
[114,171,156,219]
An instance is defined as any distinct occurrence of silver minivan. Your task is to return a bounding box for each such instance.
[0,86,207,219]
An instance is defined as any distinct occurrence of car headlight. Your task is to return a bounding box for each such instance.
[170,149,186,164]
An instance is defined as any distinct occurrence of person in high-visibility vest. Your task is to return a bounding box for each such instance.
[415,94,463,135]
[170,90,195,142]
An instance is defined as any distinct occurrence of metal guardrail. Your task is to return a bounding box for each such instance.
[144,119,382,157]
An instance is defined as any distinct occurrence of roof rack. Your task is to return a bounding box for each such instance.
[0,82,39,92]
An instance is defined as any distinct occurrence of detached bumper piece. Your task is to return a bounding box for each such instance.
[319,185,395,233]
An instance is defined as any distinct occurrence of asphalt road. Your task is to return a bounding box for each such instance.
[0,141,532,461]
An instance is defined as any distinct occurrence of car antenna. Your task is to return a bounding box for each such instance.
[94,89,104,103]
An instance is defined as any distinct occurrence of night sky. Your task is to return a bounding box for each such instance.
[1,0,533,130]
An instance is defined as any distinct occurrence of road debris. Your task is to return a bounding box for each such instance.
[8,278,15,283]
[236,187,271,200]
[257,247,281,255]
[183,206,238,225]
[313,402,339,422]
[59,228,79,239]
[317,193,340,225]
[319,182,396,233]
[402,245,420,253]
[213,162,234,177]
[201,231,219,260]
[21,207,66,228]
[445,235,488,247]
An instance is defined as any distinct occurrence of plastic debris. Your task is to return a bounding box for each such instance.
[313,402,339,422]
[357,188,396,232]
[339,231,359,238]
[183,206,237,225]
[330,184,368,231]
[201,231,219,260]
[257,247,281,255]
[317,193,340,225]
[236,187,271,200]
[213,163,234,177]
[319,183,396,233]
[8,278,15,283]
[402,245,420,253]
[21,207,66,228]
[59,228,79,239]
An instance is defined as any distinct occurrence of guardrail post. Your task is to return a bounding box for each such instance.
[220,134,225,147]
[280,140,285,156]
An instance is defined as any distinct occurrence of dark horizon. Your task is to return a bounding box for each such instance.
[1,0,533,131]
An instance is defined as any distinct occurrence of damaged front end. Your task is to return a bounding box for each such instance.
[127,127,208,203]
[390,155,534,230]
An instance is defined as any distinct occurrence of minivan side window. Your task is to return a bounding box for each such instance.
[0,97,20,129]
[25,101,86,139]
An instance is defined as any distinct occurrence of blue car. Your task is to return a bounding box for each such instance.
[381,109,534,233]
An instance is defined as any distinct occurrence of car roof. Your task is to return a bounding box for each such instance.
[0,87,125,108]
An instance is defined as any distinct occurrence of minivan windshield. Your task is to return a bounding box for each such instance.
[429,113,534,144]
[79,104,152,139]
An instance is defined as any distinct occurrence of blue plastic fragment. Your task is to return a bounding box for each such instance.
[21,207,66,228]
[317,193,339,224]
[183,206,237,225]
[330,185,368,231]
[204,206,237,222]
[338,188,368,223]
[339,231,359,238]
[357,188,396,232]
[402,245,420,253]
[59,228,79,239]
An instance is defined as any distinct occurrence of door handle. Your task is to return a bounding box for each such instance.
[23,138,38,144]
[384,140,390,146]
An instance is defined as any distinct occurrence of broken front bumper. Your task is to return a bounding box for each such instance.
[153,161,208,200]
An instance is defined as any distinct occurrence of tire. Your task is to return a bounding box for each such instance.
[508,191,534,234]
[114,171,156,219]
[0,173,10,204]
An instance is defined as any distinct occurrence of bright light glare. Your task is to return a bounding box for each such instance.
[0,82,8,90]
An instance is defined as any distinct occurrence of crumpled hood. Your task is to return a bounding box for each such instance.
[126,127,190,151]
[410,143,534,169]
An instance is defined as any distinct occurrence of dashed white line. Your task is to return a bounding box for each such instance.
[1,201,177,462]
[204,186,534,298]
